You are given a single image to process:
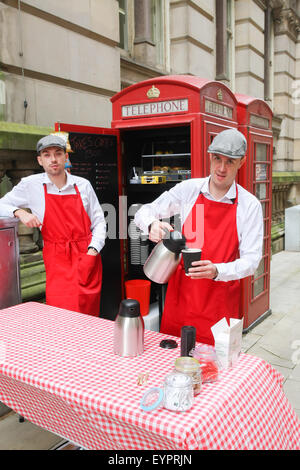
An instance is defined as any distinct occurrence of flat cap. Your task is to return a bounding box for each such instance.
[36,135,67,154]
[208,128,247,159]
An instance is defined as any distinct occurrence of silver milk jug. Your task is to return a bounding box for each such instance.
[113,299,144,357]
[143,230,186,284]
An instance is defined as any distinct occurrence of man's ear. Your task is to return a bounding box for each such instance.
[37,155,43,167]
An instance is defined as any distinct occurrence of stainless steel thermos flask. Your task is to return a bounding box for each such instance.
[143,230,186,284]
[113,299,144,357]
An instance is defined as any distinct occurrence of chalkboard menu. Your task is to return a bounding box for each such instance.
[68,132,121,320]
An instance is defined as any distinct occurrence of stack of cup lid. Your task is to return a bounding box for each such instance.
[128,215,141,265]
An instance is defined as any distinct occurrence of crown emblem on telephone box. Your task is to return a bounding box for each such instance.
[147,85,160,99]
[217,89,223,101]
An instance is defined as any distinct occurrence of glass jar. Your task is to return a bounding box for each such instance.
[140,372,194,413]
[163,372,194,412]
[174,357,202,395]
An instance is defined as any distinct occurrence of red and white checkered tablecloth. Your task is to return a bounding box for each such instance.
[0,302,299,450]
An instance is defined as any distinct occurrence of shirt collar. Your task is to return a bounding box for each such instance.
[43,171,76,190]
[203,176,237,201]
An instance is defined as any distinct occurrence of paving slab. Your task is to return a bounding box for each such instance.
[288,363,300,381]
[0,412,63,450]
[247,311,286,336]
[257,317,300,359]
[245,343,295,370]
[241,331,262,352]
[283,380,300,418]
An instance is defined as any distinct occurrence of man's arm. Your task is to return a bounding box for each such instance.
[134,182,186,242]
[0,178,42,227]
[85,182,106,254]
[13,209,42,228]
[188,198,264,281]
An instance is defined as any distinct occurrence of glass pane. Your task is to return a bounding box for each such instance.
[256,143,267,161]
[255,258,265,278]
[227,0,232,30]
[254,276,265,297]
[152,0,164,65]
[119,13,125,49]
[118,0,127,50]
[256,183,267,200]
[255,163,268,181]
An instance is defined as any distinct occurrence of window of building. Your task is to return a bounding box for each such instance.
[152,0,165,66]
[119,0,128,50]
[264,3,274,106]
[226,0,234,87]
[216,0,235,89]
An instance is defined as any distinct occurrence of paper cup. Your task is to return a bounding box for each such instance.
[182,248,202,274]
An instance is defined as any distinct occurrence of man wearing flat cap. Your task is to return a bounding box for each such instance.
[134,128,263,345]
[0,134,106,316]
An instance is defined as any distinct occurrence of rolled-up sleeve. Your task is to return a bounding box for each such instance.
[214,198,264,281]
[134,181,193,234]
[86,182,106,253]
[0,179,30,217]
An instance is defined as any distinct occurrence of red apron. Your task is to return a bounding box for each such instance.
[160,187,240,345]
[41,183,102,316]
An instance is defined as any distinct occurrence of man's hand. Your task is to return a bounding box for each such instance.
[149,220,174,243]
[187,260,218,280]
[14,209,42,228]
[87,247,98,256]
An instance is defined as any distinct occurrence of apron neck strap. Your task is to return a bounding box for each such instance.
[201,182,239,204]
[43,182,79,195]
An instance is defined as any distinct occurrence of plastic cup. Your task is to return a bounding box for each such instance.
[125,279,151,316]
[182,248,202,274]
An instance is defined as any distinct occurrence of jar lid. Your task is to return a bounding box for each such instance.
[174,357,200,373]
[140,387,164,412]
[159,339,178,349]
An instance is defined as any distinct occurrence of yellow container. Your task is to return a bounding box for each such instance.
[141,175,166,184]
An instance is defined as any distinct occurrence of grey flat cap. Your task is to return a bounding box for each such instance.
[36,135,67,154]
[208,128,247,159]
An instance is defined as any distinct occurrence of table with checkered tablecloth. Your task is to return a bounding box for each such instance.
[0,302,299,450]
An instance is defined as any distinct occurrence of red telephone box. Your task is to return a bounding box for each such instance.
[110,75,238,320]
[236,93,273,330]
[54,76,272,331]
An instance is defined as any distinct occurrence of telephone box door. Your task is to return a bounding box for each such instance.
[245,136,272,327]
[54,122,123,320]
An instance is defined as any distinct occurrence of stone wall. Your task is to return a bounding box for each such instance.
[0,0,120,127]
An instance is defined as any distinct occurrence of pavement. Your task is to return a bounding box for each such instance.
[0,249,299,450]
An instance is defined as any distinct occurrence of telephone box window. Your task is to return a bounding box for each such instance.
[256,143,268,161]
[253,276,265,298]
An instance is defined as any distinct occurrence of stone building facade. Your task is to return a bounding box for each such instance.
[0,0,300,299]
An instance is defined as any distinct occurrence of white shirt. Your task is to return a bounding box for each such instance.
[134,176,264,282]
[0,171,106,253]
